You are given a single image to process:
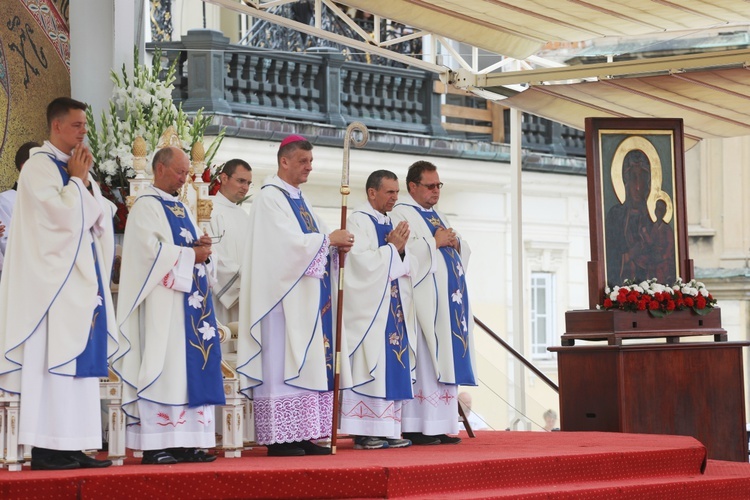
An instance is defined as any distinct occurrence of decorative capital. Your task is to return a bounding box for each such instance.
[197,198,213,222]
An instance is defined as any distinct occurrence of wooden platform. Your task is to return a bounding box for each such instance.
[551,341,750,462]
[4,431,750,499]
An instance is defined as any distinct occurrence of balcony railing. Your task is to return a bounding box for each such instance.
[149,30,586,158]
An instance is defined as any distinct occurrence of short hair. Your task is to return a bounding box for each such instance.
[15,141,41,170]
[46,97,87,129]
[365,169,397,192]
[406,160,437,190]
[152,147,176,171]
[543,409,557,420]
[277,139,313,164]
[221,158,252,177]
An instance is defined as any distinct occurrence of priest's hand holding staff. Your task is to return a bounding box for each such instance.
[329,229,355,253]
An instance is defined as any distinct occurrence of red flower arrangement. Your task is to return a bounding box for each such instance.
[600,278,717,318]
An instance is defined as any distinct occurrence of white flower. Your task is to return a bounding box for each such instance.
[451,289,463,304]
[456,263,464,277]
[180,227,194,244]
[195,264,206,277]
[96,294,103,307]
[198,321,216,341]
[188,290,204,309]
[604,287,611,294]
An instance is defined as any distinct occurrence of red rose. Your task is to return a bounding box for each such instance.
[649,300,659,310]
[636,300,646,311]
[684,297,694,307]
[696,296,707,309]
[627,291,639,303]
[202,168,212,183]
[603,298,613,308]
[666,300,676,311]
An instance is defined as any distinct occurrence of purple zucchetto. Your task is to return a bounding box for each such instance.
[279,134,307,150]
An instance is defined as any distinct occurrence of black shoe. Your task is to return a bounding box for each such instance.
[30,453,80,471]
[435,434,462,444]
[267,443,305,457]
[169,448,217,463]
[142,449,178,465]
[402,432,441,445]
[68,451,113,468]
[296,440,332,456]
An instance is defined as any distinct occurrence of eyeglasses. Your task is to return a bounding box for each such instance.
[207,230,225,244]
[228,175,253,187]
[417,182,444,190]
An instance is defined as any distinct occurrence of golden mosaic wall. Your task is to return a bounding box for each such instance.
[0,0,70,190]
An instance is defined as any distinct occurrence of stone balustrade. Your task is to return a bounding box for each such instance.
[149,30,586,160]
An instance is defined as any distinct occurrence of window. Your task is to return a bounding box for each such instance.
[531,272,555,359]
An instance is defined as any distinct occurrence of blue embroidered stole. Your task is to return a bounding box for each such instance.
[367,214,412,400]
[267,185,334,391]
[412,207,475,385]
[145,194,225,407]
[49,155,109,377]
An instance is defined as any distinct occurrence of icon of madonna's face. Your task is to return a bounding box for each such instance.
[623,149,650,203]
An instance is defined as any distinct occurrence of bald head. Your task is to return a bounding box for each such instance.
[153,146,190,195]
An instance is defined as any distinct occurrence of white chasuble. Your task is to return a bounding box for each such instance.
[391,193,476,435]
[209,191,249,324]
[339,205,417,437]
[114,186,221,450]
[391,193,476,386]
[238,175,341,444]
[0,142,118,449]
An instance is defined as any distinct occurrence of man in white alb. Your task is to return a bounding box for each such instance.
[340,169,415,450]
[0,97,117,470]
[114,146,224,465]
[0,141,40,276]
[237,134,353,456]
[210,158,252,325]
[391,160,476,445]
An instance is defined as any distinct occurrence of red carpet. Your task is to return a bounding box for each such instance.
[1,431,750,499]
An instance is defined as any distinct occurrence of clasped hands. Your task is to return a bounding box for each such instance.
[385,221,410,253]
[435,227,459,250]
[68,143,94,187]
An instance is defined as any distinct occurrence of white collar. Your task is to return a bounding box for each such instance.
[358,202,391,224]
[42,141,71,162]
[148,184,180,201]
[398,192,434,213]
[214,191,241,208]
[272,175,302,199]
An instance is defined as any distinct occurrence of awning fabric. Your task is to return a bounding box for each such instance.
[338,1,750,60]
[501,67,750,149]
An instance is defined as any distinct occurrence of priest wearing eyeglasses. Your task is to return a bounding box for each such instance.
[209,159,253,325]
[390,160,476,446]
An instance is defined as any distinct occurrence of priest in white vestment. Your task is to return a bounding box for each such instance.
[340,170,416,450]
[0,98,116,470]
[391,160,477,445]
[209,158,252,325]
[114,147,225,465]
[0,141,40,275]
[237,135,354,457]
